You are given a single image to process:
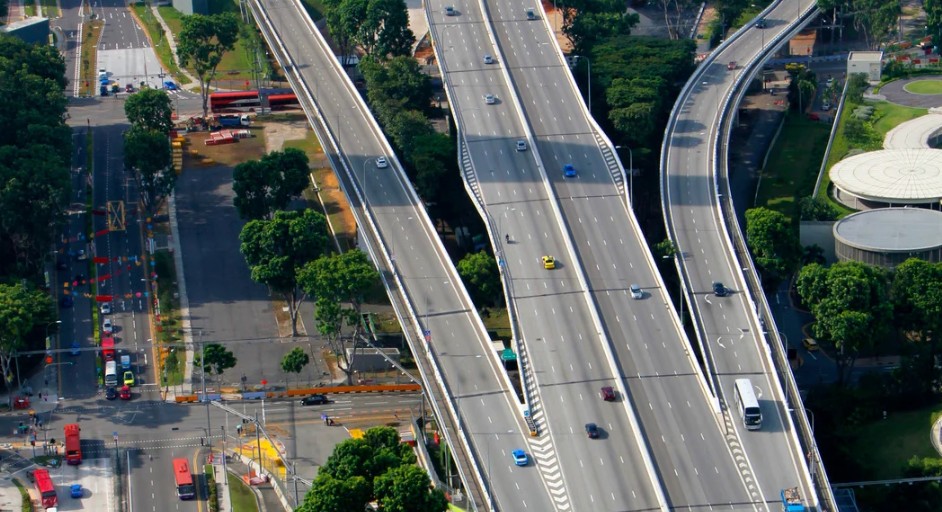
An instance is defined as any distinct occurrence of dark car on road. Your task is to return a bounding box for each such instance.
[299,394,330,406]
[712,281,729,297]
[105,387,117,400]
[600,386,615,401]
[585,423,600,439]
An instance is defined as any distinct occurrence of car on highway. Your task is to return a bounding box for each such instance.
[712,281,729,297]
[541,255,556,270]
[105,387,117,400]
[516,140,527,151]
[299,394,330,406]
[585,423,600,439]
[123,371,134,387]
[755,18,766,28]
[444,5,456,16]
[563,163,577,178]
[102,318,114,334]
[630,284,643,299]
[484,94,497,105]
[59,296,73,308]
[600,386,615,401]
[727,61,737,70]
[802,337,819,351]
[483,54,494,64]
[119,385,131,400]
[100,302,111,315]
[526,8,537,20]
[376,156,388,168]
[511,449,528,466]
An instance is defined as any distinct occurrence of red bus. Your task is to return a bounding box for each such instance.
[101,337,115,361]
[173,458,196,500]
[64,423,82,465]
[33,468,57,508]
[209,91,261,113]
[267,93,299,111]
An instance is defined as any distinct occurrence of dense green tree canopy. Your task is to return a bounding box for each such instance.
[374,465,448,512]
[177,13,240,117]
[457,251,501,307]
[233,148,310,220]
[194,343,236,376]
[360,55,431,113]
[745,207,800,288]
[124,88,174,133]
[0,283,52,388]
[124,127,176,216]
[298,474,370,512]
[240,210,331,335]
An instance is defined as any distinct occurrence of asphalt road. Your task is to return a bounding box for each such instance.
[426,2,665,510]
[254,1,557,509]
[662,1,815,506]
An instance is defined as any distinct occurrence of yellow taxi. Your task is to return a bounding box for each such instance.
[541,255,556,270]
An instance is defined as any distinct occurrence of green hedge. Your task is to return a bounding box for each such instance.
[205,465,219,512]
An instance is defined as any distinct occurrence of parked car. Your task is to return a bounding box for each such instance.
[119,385,132,400]
[123,370,134,387]
[105,387,117,400]
[102,318,114,334]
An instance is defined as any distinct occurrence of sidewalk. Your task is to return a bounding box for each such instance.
[223,452,284,512]
[139,5,200,89]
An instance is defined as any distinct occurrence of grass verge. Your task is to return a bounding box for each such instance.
[79,20,104,97]
[902,79,942,94]
[205,465,219,512]
[129,3,190,85]
[756,113,831,222]
[154,250,184,386]
[481,308,511,342]
[850,404,942,480]
[12,478,32,512]
[228,471,259,512]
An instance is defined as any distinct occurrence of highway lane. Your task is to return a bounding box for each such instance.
[473,0,763,507]
[664,2,811,500]
[127,447,201,512]
[256,1,557,509]
[662,1,814,505]
[428,2,663,511]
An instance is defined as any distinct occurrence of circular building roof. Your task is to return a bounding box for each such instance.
[834,207,942,252]
[884,111,942,149]
[829,148,942,204]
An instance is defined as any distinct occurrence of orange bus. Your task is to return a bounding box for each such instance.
[173,458,196,500]
[64,423,82,464]
[33,468,57,508]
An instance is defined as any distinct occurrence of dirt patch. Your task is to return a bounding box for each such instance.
[541,1,573,54]
[262,116,312,153]
[310,168,358,250]
[273,299,306,337]
[182,129,267,167]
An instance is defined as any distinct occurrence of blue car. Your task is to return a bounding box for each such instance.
[70,484,82,498]
[511,449,528,466]
[163,81,178,91]
[563,164,577,178]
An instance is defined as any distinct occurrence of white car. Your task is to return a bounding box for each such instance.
[376,156,388,168]
[100,303,112,315]
[102,318,113,334]
[629,284,643,300]
[484,94,497,105]
[483,54,495,65]
[516,140,527,151]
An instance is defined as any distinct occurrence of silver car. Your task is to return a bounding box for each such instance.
[484,94,497,105]
[516,140,527,151]
[484,54,495,64]
[376,156,388,168]
[630,284,643,299]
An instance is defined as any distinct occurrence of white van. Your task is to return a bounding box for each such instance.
[105,360,118,387]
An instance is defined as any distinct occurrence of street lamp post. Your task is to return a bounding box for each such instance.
[615,145,635,209]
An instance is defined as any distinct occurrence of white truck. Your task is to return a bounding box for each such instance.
[105,360,117,387]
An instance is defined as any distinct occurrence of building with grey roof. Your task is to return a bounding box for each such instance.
[833,208,942,267]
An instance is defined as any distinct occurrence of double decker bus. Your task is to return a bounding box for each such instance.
[33,469,57,508]
[173,458,196,500]
[266,93,299,111]
[733,378,763,430]
[64,423,82,464]
[209,91,261,113]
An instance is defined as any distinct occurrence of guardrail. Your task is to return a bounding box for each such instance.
[659,2,838,511]
[248,2,490,509]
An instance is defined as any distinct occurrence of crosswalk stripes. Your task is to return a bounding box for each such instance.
[459,140,483,204]
[517,340,571,511]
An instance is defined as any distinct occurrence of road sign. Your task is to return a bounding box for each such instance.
[112,431,118,443]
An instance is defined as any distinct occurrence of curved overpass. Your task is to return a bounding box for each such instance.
[661,1,834,509]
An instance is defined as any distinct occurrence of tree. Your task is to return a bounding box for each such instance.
[240,210,331,336]
[457,251,500,307]
[360,55,431,113]
[176,13,240,118]
[361,0,415,57]
[374,465,449,512]
[560,0,639,54]
[194,343,236,377]
[124,126,175,216]
[124,88,174,132]
[323,0,367,66]
[654,0,700,40]
[799,196,838,221]
[280,346,310,386]
[0,283,52,389]
[299,250,380,384]
[893,259,942,351]
[298,474,370,512]
[745,207,799,288]
[233,148,310,220]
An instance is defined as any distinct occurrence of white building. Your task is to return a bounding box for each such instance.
[847,51,883,82]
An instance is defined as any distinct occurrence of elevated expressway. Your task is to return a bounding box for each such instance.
[249,0,556,509]
[430,0,773,510]
[662,0,836,510]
